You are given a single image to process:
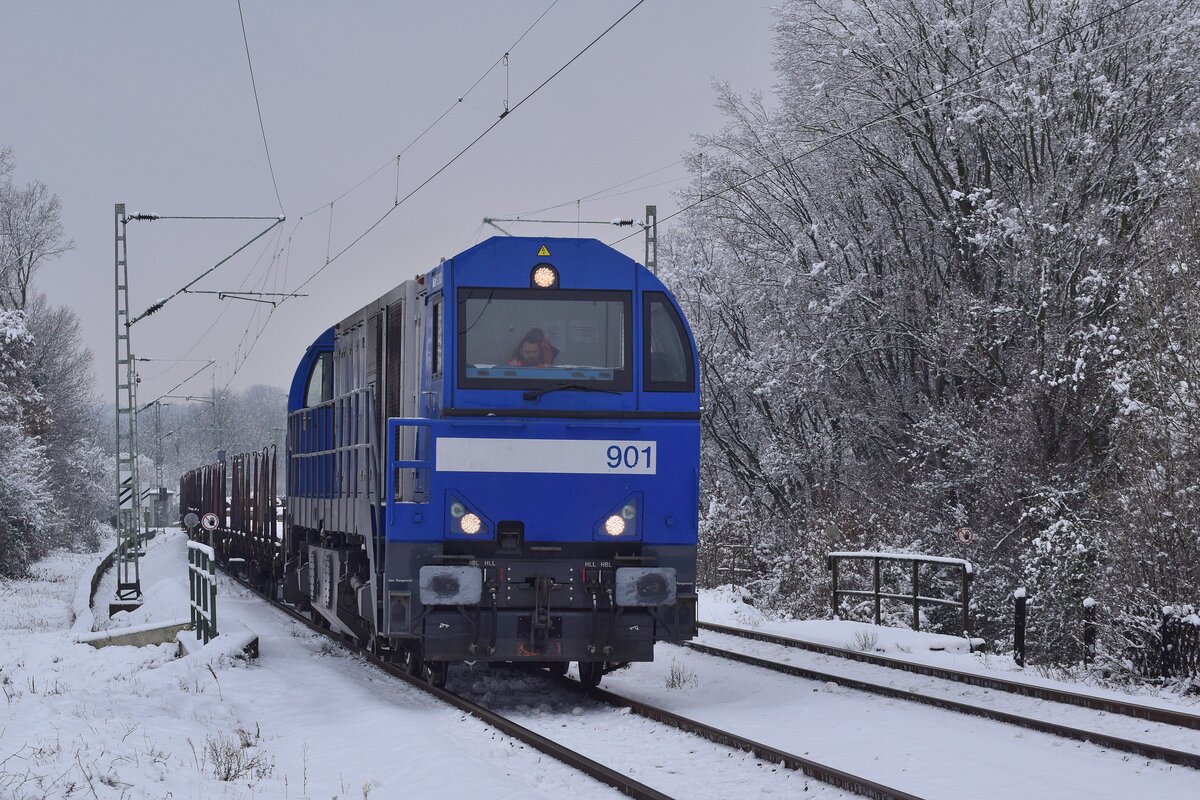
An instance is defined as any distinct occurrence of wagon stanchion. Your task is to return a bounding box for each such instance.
[1014,588,1027,668]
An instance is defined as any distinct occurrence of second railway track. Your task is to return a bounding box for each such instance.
[698,620,1200,730]
[687,624,1200,771]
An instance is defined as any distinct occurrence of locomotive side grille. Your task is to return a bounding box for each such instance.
[385,301,404,420]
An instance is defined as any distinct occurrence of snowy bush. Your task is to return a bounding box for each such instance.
[666,0,1200,669]
[847,630,879,653]
[665,658,699,690]
[204,726,273,782]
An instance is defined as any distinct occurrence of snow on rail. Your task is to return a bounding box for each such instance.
[828,551,975,574]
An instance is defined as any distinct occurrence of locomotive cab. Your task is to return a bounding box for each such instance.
[284,237,699,687]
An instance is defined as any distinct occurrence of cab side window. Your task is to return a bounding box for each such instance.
[305,352,333,406]
[643,293,695,392]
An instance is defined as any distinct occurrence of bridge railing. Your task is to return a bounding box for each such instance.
[188,540,218,644]
[828,551,974,641]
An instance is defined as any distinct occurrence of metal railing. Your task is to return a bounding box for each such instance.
[712,543,755,585]
[828,551,974,640]
[386,416,435,504]
[188,540,218,644]
[285,388,378,540]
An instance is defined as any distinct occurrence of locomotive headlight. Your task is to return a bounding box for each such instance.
[450,502,466,519]
[593,494,641,540]
[531,264,558,288]
[460,512,483,535]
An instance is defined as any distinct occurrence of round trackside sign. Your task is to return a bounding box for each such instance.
[956,527,975,545]
[201,513,220,532]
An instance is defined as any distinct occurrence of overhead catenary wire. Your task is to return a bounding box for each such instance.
[288,0,649,298]
[141,361,216,411]
[609,0,1157,247]
[214,0,569,388]
[141,220,286,382]
[128,216,285,326]
[219,0,646,391]
[503,0,1013,225]
[299,0,563,219]
[237,0,285,215]
[211,0,570,389]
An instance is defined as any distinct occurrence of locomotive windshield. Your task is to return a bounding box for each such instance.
[457,287,632,391]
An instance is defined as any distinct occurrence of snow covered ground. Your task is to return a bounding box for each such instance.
[0,532,624,799]
[602,642,1200,799]
[5,544,1197,799]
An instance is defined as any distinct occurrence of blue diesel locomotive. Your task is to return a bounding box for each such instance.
[283,236,699,687]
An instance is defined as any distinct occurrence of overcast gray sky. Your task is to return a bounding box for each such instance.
[1,1,776,404]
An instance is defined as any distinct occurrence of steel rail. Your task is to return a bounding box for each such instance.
[569,681,925,800]
[216,565,672,800]
[697,621,1200,730]
[684,640,1200,771]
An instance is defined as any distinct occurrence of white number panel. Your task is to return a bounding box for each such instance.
[435,438,657,475]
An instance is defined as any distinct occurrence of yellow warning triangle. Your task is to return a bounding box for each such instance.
[537,245,551,257]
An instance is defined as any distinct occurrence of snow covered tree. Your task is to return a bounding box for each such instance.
[24,294,111,549]
[0,152,110,568]
[0,156,73,311]
[665,0,1200,661]
[0,309,54,575]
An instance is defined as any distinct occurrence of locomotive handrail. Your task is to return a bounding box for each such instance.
[386,418,438,511]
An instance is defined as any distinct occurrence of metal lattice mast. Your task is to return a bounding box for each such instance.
[114,203,142,606]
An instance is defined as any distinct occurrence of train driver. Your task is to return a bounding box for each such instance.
[509,327,559,367]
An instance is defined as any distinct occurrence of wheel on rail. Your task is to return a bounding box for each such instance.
[546,661,568,677]
[401,643,424,677]
[577,661,603,688]
[424,660,448,689]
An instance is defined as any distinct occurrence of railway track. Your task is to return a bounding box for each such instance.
[218,566,924,800]
[697,621,1200,730]
[216,569,672,800]
[570,681,924,800]
[687,629,1200,770]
